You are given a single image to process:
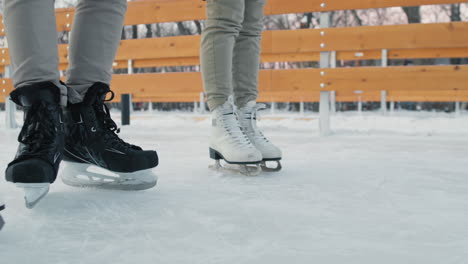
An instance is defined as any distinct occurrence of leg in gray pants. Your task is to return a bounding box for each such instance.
[3,0,158,207]
[200,0,266,111]
[3,0,127,105]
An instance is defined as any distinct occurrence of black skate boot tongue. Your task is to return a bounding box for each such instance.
[10,82,61,107]
[82,82,112,105]
[81,82,143,151]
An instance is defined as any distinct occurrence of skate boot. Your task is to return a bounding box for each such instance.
[238,101,282,172]
[5,82,64,208]
[209,100,262,176]
[61,82,158,190]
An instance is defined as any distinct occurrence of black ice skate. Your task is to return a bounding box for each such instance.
[61,82,158,190]
[5,82,64,208]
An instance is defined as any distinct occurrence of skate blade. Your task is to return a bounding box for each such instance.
[209,160,261,176]
[261,160,282,172]
[15,183,50,209]
[61,162,157,191]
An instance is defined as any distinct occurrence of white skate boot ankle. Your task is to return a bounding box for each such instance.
[237,101,282,172]
[209,100,262,176]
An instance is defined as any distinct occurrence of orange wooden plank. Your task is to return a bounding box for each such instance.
[337,47,468,61]
[51,47,468,71]
[323,22,468,51]
[108,65,468,97]
[114,23,468,61]
[116,36,200,60]
[1,0,465,35]
[0,48,10,66]
[55,8,75,33]
[108,47,468,68]
[269,22,468,53]
[3,65,468,103]
[110,71,203,95]
[124,0,205,26]
[2,23,468,68]
[0,78,14,101]
[389,47,468,59]
[321,65,468,92]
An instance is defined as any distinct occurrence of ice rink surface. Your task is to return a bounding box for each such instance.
[0,110,467,264]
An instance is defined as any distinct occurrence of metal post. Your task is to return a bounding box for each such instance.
[330,51,337,114]
[299,101,304,116]
[319,12,331,136]
[319,92,330,134]
[148,101,153,113]
[330,91,336,114]
[381,49,388,115]
[390,100,395,113]
[121,94,131,126]
[381,49,388,67]
[127,60,135,115]
[5,96,17,129]
[271,102,276,115]
[4,65,17,129]
[358,96,362,113]
[455,101,461,116]
[199,92,206,114]
[330,51,337,68]
[194,100,198,113]
[127,59,134,74]
[381,90,387,115]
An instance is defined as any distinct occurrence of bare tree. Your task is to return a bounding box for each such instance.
[193,20,202,35]
[402,6,421,23]
[450,4,461,22]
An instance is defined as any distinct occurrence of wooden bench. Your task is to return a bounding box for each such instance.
[0,0,467,106]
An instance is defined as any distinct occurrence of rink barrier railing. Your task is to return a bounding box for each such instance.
[1,23,467,103]
[1,22,467,70]
[0,0,467,130]
[0,0,467,103]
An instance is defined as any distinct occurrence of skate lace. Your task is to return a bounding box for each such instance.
[18,101,59,156]
[94,91,138,151]
[221,108,252,149]
[242,104,270,143]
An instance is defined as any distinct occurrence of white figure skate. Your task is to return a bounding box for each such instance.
[209,100,263,176]
[238,101,282,172]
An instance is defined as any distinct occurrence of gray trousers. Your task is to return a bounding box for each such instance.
[200,0,266,111]
[4,0,127,105]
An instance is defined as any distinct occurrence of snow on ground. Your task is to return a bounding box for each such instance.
[0,109,467,264]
